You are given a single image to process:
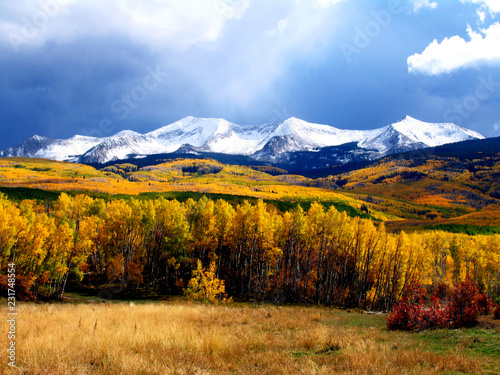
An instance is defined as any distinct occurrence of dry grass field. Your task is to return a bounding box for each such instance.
[2,301,499,374]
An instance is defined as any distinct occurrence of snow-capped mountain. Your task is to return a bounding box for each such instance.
[0,115,485,165]
[359,116,484,154]
[0,134,102,161]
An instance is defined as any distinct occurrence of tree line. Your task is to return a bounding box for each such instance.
[0,193,499,309]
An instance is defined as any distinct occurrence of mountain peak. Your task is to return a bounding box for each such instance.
[1,115,485,164]
[390,117,484,147]
[284,117,302,123]
[275,118,302,136]
[32,134,49,141]
[402,115,417,121]
[395,115,424,125]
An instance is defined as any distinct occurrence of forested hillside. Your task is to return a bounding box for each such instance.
[1,193,499,309]
[0,157,396,221]
[1,154,500,308]
[315,143,500,230]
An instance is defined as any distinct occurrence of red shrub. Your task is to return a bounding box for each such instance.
[445,280,480,328]
[387,280,493,331]
[387,282,427,331]
[431,282,451,300]
[423,295,449,328]
[493,304,500,320]
[474,293,492,316]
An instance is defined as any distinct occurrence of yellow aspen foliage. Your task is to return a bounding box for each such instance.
[214,199,236,249]
[266,247,283,274]
[101,199,144,263]
[49,221,74,278]
[185,197,218,258]
[0,191,499,305]
[0,193,24,263]
[153,198,191,257]
[16,202,53,273]
[184,259,230,304]
[54,193,95,224]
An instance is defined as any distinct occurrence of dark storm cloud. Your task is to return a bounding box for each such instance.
[0,34,159,145]
[0,0,499,151]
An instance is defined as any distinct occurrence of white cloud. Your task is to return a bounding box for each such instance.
[411,0,439,12]
[0,0,346,116]
[199,0,345,109]
[277,19,288,34]
[265,19,288,36]
[477,10,486,24]
[460,0,500,14]
[315,0,344,9]
[408,22,500,75]
[0,0,251,52]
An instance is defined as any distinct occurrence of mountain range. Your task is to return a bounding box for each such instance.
[0,116,485,168]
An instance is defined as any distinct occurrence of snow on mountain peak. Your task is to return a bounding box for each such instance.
[401,115,417,121]
[1,115,486,164]
[211,119,234,135]
[32,134,49,141]
[113,130,141,138]
[274,118,302,136]
[390,116,485,147]
[271,118,376,148]
[69,135,100,141]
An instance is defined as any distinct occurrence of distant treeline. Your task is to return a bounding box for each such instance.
[423,223,500,236]
[0,193,499,309]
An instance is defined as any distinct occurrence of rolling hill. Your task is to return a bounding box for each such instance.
[2,134,500,231]
[315,136,500,230]
[0,157,395,221]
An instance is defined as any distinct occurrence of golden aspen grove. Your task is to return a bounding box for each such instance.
[1,192,499,308]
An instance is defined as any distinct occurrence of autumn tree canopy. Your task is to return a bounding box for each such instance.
[1,193,499,308]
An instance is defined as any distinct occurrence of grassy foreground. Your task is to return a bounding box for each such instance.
[1,302,499,374]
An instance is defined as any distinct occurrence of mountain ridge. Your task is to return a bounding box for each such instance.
[0,115,486,166]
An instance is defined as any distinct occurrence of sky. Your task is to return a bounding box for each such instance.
[0,0,500,150]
